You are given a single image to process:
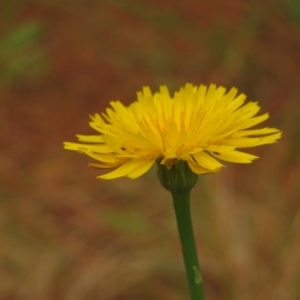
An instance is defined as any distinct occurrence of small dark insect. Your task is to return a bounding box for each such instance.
[121,147,126,151]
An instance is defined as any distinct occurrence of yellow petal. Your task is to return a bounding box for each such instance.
[237,101,261,119]
[193,151,224,170]
[90,113,105,124]
[63,142,81,151]
[226,93,246,112]
[83,151,122,164]
[239,113,269,129]
[186,159,220,174]
[205,145,235,153]
[88,162,122,169]
[223,132,282,148]
[212,150,258,163]
[99,159,151,179]
[63,142,112,153]
[127,159,156,179]
[231,128,280,137]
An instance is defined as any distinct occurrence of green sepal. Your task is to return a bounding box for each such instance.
[156,160,198,193]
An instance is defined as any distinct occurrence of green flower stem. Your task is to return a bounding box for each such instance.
[172,191,205,300]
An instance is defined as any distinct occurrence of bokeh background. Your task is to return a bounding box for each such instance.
[1,0,300,299]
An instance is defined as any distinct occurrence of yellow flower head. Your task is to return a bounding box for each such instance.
[64,84,281,179]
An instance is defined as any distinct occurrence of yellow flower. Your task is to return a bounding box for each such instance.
[64,83,281,179]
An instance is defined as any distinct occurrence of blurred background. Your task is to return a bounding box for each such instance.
[0,0,300,299]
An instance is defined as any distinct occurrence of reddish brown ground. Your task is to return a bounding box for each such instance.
[1,0,300,299]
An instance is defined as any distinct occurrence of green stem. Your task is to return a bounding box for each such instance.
[172,191,205,300]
